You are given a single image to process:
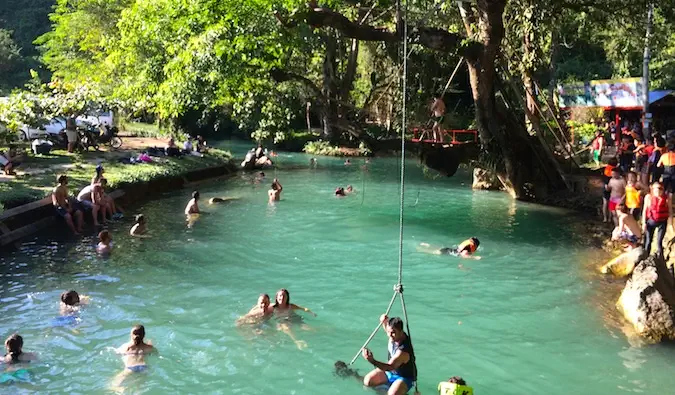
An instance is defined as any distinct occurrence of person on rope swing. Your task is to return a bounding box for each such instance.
[362,315,417,395]
[418,237,481,259]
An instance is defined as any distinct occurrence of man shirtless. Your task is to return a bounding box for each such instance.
[77,178,110,226]
[268,178,283,202]
[430,96,446,142]
[52,175,84,235]
[605,168,627,226]
[612,203,642,248]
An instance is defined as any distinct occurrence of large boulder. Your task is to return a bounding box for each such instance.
[617,254,675,343]
[600,247,643,278]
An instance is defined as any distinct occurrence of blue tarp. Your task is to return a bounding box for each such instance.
[649,90,673,104]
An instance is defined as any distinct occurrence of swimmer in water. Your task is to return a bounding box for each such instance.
[97,230,113,254]
[185,191,201,215]
[111,325,157,391]
[335,187,346,197]
[272,288,316,350]
[268,179,283,202]
[419,237,481,260]
[310,158,317,167]
[236,293,274,326]
[346,185,354,194]
[130,214,149,237]
[344,159,351,166]
[209,197,239,204]
[2,334,37,364]
[60,290,89,314]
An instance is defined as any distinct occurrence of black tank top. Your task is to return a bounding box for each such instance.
[388,334,417,380]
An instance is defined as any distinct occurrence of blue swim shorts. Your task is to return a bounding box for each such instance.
[385,371,414,393]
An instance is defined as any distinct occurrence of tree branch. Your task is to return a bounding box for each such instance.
[277,5,482,59]
[269,67,324,100]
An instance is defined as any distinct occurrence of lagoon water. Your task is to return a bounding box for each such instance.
[2,145,675,394]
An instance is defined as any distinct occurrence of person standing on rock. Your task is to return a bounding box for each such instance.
[642,182,673,258]
[605,167,626,226]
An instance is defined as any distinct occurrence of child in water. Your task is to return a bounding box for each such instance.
[97,230,113,254]
[419,237,481,260]
[2,334,37,364]
[130,214,148,237]
[60,290,89,313]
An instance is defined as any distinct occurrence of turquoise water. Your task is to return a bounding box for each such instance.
[2,148,675,394]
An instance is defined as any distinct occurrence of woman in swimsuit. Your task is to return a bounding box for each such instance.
[111,325,157,391]
[2,334,37,364]
[272,289,316,350]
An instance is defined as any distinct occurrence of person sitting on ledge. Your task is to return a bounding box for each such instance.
[52,175,84,235]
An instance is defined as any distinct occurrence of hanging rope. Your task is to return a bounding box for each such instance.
[440,57,465,99]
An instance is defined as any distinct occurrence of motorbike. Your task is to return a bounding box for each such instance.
[77,124,123,151]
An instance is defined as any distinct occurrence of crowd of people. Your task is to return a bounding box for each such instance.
[7,147,489,394]
[594,125,675,259]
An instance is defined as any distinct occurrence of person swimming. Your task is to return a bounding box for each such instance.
[419,237,481,260]
[130,214,149,237]
[60,289,89,313]
[335,187,346,197]
[272,289,316,350]
[236,293,274,326]
[97,230,113,254]
[2,334,37,364]
[115,325,157,372]
[110,325,157,391]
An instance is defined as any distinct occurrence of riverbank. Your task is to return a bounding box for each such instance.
[0,143,233,209]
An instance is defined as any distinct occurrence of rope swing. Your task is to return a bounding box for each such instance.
[348,0,418,391]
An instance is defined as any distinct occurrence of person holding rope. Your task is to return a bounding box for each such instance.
[362,314,417,395]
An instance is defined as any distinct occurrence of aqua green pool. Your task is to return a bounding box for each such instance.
[1,150,674,394]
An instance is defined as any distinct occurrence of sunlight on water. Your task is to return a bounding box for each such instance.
[2,148,675,394]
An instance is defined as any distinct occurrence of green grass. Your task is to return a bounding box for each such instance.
[119,121,168,138]
[0,148,232,210]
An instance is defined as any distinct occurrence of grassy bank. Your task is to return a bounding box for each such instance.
[0,147,232,210]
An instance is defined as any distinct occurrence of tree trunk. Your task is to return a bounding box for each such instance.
[459,0,525,198]
[322,31,340,140]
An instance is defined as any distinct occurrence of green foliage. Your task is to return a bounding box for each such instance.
[567,120,598,144]
[303,140,342,156]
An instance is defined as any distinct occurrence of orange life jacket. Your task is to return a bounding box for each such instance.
[458,239,477,254]
[604,165,616,178]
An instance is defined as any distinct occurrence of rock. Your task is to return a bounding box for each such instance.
[600,247,643,277]
[472,168,502,191]
[617,255,675,343]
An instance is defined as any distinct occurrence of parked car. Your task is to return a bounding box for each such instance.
[16,111,115,141]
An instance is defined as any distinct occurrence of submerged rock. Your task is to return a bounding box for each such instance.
[617,255,675,343]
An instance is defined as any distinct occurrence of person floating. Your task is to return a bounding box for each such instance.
[52,174,84,235]
[439,376,474,395]
[97,230,113,255]
[272,288,315,350]
[268,179,283,202]
[418,237,481,260]
[430,95,446,142]
[2,334,37,364]
[362,315,417,395]
[130,214,149,237]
